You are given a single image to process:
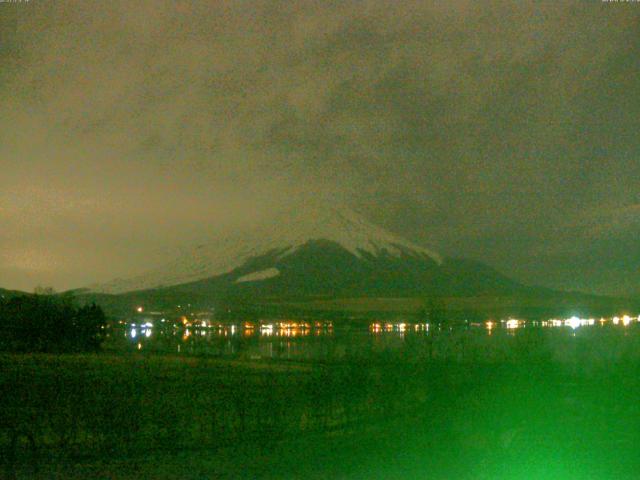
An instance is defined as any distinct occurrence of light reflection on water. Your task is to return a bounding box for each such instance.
[104,315,640,362]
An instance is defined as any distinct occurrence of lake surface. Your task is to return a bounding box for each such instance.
[106,318,640,363]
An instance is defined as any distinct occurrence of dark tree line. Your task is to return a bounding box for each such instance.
[0,293,106,353]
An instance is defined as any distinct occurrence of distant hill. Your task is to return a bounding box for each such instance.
[0,288,29,300]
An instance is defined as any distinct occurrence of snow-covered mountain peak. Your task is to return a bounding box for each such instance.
[271,204,439,259]
[88,204,441,294]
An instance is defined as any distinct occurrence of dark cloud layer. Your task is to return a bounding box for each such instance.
[1,0,639,294]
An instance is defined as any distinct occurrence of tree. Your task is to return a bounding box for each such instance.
[74,303,107,351]
[34,286,56,296]
[0,293,107,353]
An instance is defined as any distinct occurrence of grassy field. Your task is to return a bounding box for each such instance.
[3,337,640,479]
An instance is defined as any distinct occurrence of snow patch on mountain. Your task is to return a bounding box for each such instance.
[88,204,441,294]
[235,268,280,283]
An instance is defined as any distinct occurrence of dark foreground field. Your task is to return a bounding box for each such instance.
[3,331,640,479]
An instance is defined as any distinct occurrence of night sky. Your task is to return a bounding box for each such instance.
[1,1,639,295]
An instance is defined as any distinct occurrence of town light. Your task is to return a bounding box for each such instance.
[506,319,520,329]
[566,316,581,330]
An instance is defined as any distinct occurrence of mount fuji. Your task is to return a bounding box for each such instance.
[82,204,535,313]
[89,205,443,295]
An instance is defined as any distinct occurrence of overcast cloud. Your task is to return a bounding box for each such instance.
[1,0,639,294]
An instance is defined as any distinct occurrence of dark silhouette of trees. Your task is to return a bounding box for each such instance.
[0,292,106,353]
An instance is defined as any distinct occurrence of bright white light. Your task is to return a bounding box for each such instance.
[136,306,143,313]
[566,316,581,330]
[143,322,153,328]
[506,319,520,329]
[622,315,632,327]
[145,329,152,338]
[130,328,137,338]
[613,316,620,325]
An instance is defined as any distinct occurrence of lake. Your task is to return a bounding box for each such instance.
[106,317,640,364]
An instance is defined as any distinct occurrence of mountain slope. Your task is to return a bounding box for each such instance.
[157,240,531,301]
